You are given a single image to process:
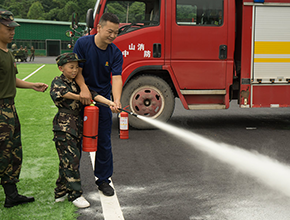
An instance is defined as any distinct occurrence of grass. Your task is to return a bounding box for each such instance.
[0,64,79,219]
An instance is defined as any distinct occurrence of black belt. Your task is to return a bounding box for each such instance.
[0,98,14,105]
[58,108,80,116]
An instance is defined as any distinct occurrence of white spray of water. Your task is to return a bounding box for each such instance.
[138,115,290,197]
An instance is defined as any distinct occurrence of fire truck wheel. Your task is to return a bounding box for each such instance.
[121,75,175,129]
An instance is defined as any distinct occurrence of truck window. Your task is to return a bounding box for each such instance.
[176,0,223,26]
[104,0,160,34]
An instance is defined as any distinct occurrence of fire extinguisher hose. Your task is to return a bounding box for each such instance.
[95,102,138,117]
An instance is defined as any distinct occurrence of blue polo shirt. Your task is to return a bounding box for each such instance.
[73,35,123,98]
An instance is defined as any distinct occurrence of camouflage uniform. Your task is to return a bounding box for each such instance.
[0,100,22,185]
[50,74,83,201]
[0,42,22,186]
[0,9,40,208]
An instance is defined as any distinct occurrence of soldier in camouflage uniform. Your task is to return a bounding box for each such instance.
[50,53,116,208]
[0,9,48,208]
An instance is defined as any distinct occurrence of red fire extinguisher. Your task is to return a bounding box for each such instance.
[119,111,129,139]
[83,101,99,152]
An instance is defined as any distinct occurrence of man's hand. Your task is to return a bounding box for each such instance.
[111,75,123,113]
[32,83,48,92]
[79,87,92,105]
[110,100,121,113]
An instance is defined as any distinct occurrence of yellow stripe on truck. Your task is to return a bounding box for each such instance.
[254,41,290,54]
[254,58,290,63]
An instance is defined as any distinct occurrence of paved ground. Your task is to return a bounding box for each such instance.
[78,99,290,220]
[26,56,290,220]
[26,56,57,64]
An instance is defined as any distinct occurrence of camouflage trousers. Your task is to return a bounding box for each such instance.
[0,100,22,185]
[53,131,82,201]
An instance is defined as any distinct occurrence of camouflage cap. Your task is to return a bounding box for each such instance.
[0,9,20,27]
[56,52,86,66]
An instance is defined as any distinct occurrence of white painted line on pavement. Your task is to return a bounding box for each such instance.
[22,65,45,81]
[89,151,125,220]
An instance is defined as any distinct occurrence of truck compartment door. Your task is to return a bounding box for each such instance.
[253,6,290,84]
[251,5,290,108]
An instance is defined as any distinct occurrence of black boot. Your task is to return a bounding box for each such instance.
[2,183,35,208]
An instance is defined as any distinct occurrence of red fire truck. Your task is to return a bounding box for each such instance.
[81,0,290,129]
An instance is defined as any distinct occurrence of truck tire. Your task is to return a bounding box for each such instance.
[121,75,175,129]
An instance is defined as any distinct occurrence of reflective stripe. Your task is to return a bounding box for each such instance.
[254,58,290,63]
[254,41,290,55]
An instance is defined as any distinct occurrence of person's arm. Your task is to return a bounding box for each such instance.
[94,94,116,108]
[62,92,80,101]
[50,77,79,102]
[111,75,123,113]
[16,78,48,92]
[75,67,91,105]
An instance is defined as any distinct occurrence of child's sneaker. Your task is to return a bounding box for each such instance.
[72,196,90,208]
[55,194,67,203]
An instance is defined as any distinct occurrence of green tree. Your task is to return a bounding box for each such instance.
[129,2,145,22]
[177,5,196,22]
[44,7,61,21]
[1,0,33,19]
[107,2,127,22]
[40,0,58,14]
[0,0,114,22]
[27,1,45,20]
[62,1,80,21]
[106,1,145,23]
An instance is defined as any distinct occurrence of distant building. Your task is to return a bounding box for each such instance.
[10,18,85,56]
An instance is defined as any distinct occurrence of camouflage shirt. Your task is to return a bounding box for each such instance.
[50,74,83,138]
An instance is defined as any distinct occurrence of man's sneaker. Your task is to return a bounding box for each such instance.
[98,182,114,196]
[72,196,90,208]
[55,194,67,203]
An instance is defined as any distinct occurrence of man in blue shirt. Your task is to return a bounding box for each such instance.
[73,13,123,196]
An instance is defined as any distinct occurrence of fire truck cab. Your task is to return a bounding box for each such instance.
[84,0,290,129]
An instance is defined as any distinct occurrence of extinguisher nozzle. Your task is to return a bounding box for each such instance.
[118,108,138,117]
[130,112,138,117]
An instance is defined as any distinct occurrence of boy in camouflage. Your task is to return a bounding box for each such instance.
[50,52,116,208]
[0,9,48,208]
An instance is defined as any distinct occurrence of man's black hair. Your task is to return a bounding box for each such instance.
[99,12,120,25]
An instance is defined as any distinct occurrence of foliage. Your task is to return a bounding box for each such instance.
[176,5,197,22]
[0,0,150,23]
[106,1,145,23]
[27,1,45,20]
[0,0,95,22]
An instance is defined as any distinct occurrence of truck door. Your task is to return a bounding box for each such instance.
[103,0,165,73]
[170,0,228,90]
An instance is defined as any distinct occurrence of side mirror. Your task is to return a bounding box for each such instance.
[72,12,79,29]
[65,30,73,38]
[86,9,94,29]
